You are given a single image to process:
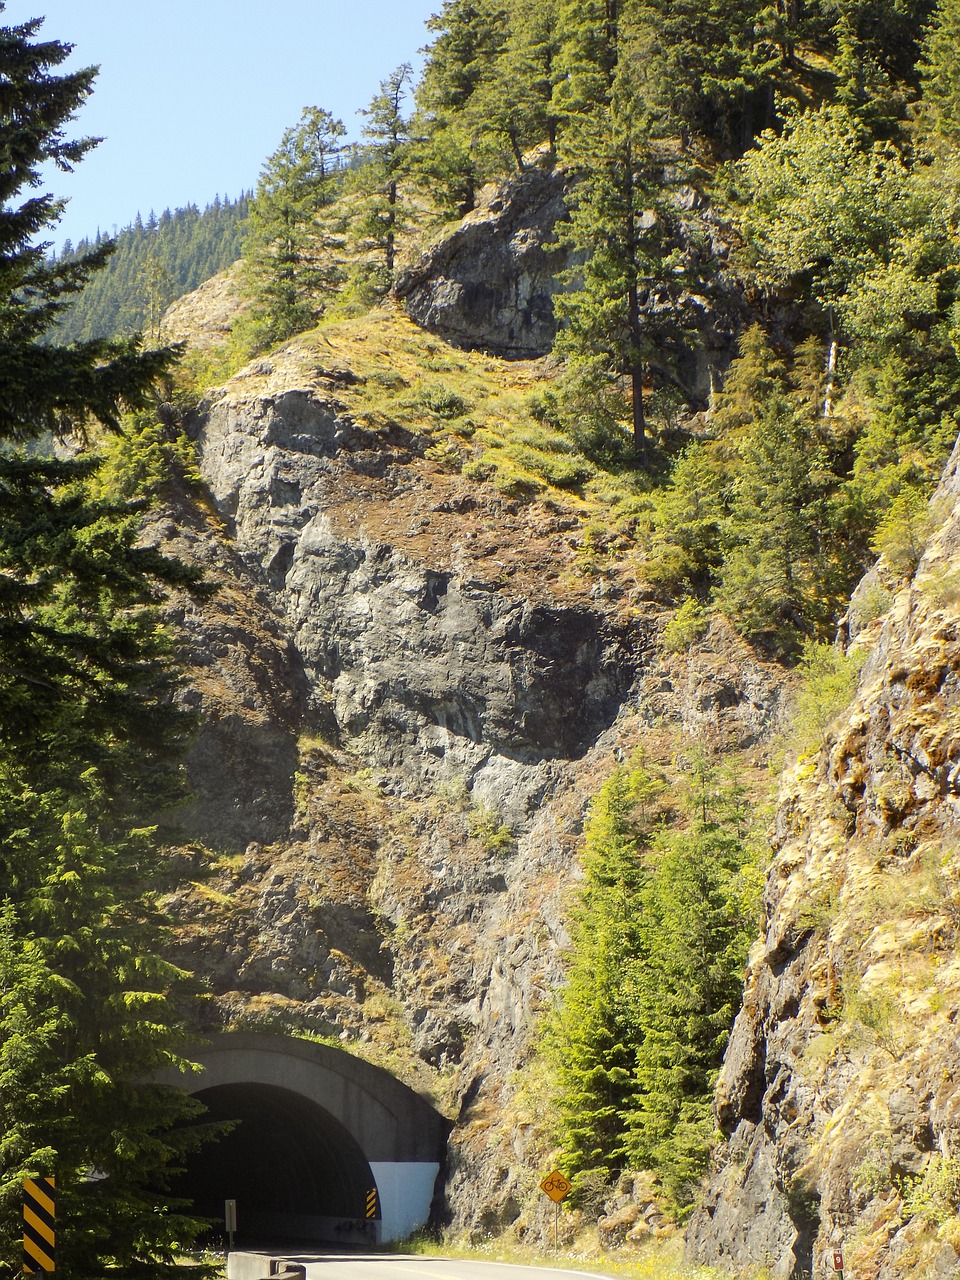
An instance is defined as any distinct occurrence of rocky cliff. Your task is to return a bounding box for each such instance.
[687,441,960,1280]
[394,164,568,360]
[149,284,788,1237]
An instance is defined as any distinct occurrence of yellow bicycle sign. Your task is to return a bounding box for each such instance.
[540,1170,572,1203]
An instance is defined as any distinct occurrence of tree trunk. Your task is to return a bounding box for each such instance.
[386,179,397,274]
[624,154,646,460]
[632,363,646,454]
[823,336,838,418]
[509,130,526,171]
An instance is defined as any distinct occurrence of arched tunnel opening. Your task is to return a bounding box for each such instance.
[171,1082,379,1247]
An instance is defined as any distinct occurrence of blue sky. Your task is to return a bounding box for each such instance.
[1,0,439,248]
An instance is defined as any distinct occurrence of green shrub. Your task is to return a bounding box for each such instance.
[782,640,866,758]
[662,599,710,652]
[902,1155,960,1226]
[419,384,470,419]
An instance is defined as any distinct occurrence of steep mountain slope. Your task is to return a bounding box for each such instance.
[149,280,789,1236]
[688,442,960,1279]
[147,161,960,1270]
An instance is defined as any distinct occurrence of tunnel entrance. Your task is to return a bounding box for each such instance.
[175,1082,379,1247]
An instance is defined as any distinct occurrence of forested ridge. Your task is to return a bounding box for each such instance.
[4,0,960,1273]
[50,194,250,344]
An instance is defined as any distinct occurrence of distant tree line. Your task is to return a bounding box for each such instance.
[49,194,250,344]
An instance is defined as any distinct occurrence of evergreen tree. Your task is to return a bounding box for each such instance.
[644,442,727,598]
[548,763,662,1184]
[824,0,937,88]
[140,248,174,345]
[241,106,346,349]
[551,1,717,461]
[412,0,510,213]
[920,0,960,143]
[624,759,756,1211]
[632,0,778,151]
[348,65,414,299]
[548,755,759,1213]
[554,100,703,458]
[0,12,212,1274]
[709,323,791,440]
[715,400,845,655]
[465,0,561,165]
[418,0,510,114]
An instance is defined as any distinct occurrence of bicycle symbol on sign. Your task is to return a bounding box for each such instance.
[540,1170,572,1203]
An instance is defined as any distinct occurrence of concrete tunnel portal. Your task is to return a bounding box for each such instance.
[159,1033,449,1247]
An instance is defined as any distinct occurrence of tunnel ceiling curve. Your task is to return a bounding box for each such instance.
[172,1081,376,1236]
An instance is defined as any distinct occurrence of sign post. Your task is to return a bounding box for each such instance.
[833,1248,844,1280]
[224,1199,237,1255]
[539,1170,572,1253]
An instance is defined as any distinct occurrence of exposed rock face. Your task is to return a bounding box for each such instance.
[394,166,568,359]
[688,437,960,1279]
[190,349,639,817]
[161,263,246,350]
[151,311,789,1236]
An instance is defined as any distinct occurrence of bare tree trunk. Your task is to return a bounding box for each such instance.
[632,363,646,453]
[823,336,838,417]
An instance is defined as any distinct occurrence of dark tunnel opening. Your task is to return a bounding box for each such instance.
[171,1082,379,1247]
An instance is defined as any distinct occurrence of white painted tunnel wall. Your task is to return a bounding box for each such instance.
[369,1162,440,1242]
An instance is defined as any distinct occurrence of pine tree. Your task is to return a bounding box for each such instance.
[553,81,698,458]
[0,780,209,1278]
[550,0,718,461]
[715,402,844,655]
[0,22,171,441]
[0,13,212,1275]
[921,0,960,143]
[624,758,757,1212]
[632,0,778,150]
[241,106,346,349]
[464,0,561,166]
[348,65,414,300]
[411,0,511,215]
[825,0,937,89]
[547,763,663,1185]
[644,442,728,598]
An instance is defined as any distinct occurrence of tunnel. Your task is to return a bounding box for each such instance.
[156,1033,449,1245]
[172,1082,379,1246]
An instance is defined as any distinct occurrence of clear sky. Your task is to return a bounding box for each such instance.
[2,0,440,248]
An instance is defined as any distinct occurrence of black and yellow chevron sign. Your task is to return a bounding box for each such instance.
[365,1188,378,1219]
[23,1176,56,1273]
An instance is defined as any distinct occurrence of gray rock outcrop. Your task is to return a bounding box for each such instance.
[394,165,568,359]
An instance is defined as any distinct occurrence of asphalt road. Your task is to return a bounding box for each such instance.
[227,1252,616,1280]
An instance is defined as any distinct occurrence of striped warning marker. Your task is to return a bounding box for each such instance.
[365,1188,378,1219]
[23,1177,55,1273]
